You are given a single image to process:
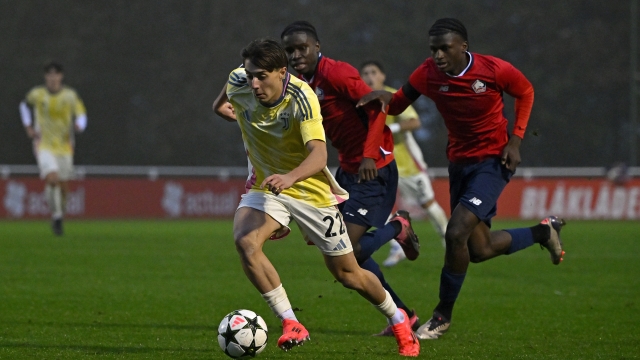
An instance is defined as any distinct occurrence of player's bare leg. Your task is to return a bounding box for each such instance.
[45,172,64,235]
[421,198,448,247]
[345,220,420,335]
[233,207,307,351]
[59,180,69,214]
[416,205,566,340]
[233,207,283,293]
[344,222,368,256]
[324,253,419,357]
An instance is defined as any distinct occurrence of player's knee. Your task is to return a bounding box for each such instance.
[445,225,467,248]
[332,269,361,291]
[45,172,59,185]
[469,249,490,263]
[422,198,435,208]
[233,232,259,258]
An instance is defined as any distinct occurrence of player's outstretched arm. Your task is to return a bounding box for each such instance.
[260,139,327,196]
[356,90,393,113]
[212,83,237,122]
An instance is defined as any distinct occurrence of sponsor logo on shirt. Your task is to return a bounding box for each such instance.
[439,85,449,92]
[472,80,486,94]
[469,197,482,206]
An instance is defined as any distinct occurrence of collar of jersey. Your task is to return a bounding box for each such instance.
[446,51,473,78]
[262,72,291,108]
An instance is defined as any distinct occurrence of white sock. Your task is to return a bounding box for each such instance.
[389,239,401,251]
[46,184,63,219]
[45,184,55,215]
[261,284,297,322]
[389,308,406,325]
[373,290,404,325]
[52,185,63,219]
[425,201,448,240]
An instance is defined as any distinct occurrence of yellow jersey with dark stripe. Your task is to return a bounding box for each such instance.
[25,86,86,155]
[227,68,344,207]
[384,86,427,177]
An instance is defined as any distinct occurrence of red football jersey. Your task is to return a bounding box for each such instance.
[300,55,394,173]
[392,53,534,163]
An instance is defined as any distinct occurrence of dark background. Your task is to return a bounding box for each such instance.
[1,0,635,167]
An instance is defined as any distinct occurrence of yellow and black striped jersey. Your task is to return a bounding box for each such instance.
[226,67,347,207]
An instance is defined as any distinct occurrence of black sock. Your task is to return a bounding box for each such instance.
[390,220,402,238]
[434,302,454,321]
[530,224,550,244]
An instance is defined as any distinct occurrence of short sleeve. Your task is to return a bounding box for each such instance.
[295,83,325,144]
[329,62,371,102]
[226,67,248,98]
[25,88,37,105]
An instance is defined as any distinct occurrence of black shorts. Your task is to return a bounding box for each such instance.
[449,157,513,228]
[336,160,399,229]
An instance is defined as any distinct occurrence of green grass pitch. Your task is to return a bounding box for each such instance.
[0,219,638,359]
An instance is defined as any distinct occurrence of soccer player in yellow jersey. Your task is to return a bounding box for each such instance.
[19,62,87,235]
[361,61,449,265]
[212,39,419,357]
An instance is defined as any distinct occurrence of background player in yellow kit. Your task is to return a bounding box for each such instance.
[213,39,419,356]
[19,61,87,235]
[360,61,448,266]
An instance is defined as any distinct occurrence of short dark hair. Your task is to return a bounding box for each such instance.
[360,60,385,74]
[280,20,320,42]
[428,18,468,42]
[241,38,288,71]
[44,61,63,73]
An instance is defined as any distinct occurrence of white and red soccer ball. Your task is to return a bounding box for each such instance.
[218,309,268,358]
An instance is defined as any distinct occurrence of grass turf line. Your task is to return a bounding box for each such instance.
[0,220,638,359]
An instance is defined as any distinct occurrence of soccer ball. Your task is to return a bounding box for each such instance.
[217,309,268,358]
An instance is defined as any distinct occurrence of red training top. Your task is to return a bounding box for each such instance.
[300,55,394,173]
[390,52,534,163]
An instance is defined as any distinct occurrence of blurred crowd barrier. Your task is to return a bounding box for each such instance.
[2,166,639,220]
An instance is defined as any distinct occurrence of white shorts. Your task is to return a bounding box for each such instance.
[398,171,435,205]
[37,150,74,181]
[237,191,353,256]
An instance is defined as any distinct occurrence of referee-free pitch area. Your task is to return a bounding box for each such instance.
[0,219,638,359]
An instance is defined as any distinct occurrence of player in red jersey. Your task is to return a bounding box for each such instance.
[280,21,422,342]
[358,18,566,339]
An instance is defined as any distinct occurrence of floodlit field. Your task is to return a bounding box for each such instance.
[0,219,638,359]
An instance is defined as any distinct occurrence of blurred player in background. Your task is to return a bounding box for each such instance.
[212,38,419,356]
[280,21,422,337]
[19,62,87,235]
[359,18,565,340]
[360,60,449,267]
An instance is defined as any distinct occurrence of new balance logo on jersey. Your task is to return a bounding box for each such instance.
[469,197,482,206]
[315,87,325,100]
[332,239,347,251]
[472,80,486,93]
[357,208,368,216]
[439,85,449,92]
